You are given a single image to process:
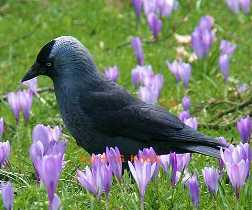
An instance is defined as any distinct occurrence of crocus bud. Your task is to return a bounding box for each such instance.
[178,111,190,122]
[236,116,252,143]
[219,40,236,82]
[202,167,220,194]
[128,158,156,209]
[1,182,14,210]
[191,16,215,58]
[0,118,4,137]
[22,77,38,95]
[147,13,162,40]
[131,65,153,87]
[106,147,122,181]
[182,96,191,111]
[186,174,200,207]
[131,37,144,65]
[184,117,198,130]
[0,141,11,167]
[132,0,143,21]
[104,66,119,82]
[167,60,191,88]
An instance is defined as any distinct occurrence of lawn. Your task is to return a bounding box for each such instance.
[0,0,252,209]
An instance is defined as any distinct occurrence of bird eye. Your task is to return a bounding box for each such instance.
[45,62,52,67]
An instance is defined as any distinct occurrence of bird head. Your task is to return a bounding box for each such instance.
[22,36,98,83]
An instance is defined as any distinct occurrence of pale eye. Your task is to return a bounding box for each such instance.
[46,62,52,67]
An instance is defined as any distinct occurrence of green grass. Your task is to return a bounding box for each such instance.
[0,0,252,209]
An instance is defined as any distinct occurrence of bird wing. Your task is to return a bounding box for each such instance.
[96,103,185,142]
[81,87,185,143]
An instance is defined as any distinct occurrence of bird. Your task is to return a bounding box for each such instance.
[22,36,224,162]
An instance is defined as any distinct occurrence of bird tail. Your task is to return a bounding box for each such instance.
[168,126,225,158]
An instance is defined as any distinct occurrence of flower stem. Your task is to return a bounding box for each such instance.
[105,194,109,210]
[140,195,144,210]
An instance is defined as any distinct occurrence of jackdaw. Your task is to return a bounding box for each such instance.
[22,36,224,160]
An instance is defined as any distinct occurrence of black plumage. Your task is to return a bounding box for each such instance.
[22,36,224,160]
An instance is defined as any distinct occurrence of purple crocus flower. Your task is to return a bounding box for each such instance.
[30,124,65,182]
[104,66,119,82]
[37,154,63,210]
[221,143,252,165]
[106,147,122,181]
[221,143,252,198]
[225,0,250,14]
[7,90,33,123]
[240,0,250,13]
[77,159,113,200]
[159,154,170,172]
[128,158,156,209]
[132,0,143,21]
[131,65,153,87]
[219,40,236,82]
[202,167,220,194]
[0,141,10,167]
[176,153,191,171]
[0,118,4,137]
[138,86,157,104]
[143,73,164,95]
[147,13,162,40]
[185,174,200,207]
[19,90,33,122]
[169,152,191,186]
[167,60,192,88]
[138,147,160,177]
[178,111,190,122]
[225,0,240,13]
[184,117,198,130]
[32,124,62,146]
[143,0,157,16]
[156,0,176,17]
[226,159,250,198]
[7,92,20,123]
[236,116,252,143]
[138,73,164,104]
[77,166,101,198]
[219,54,230,81]
[131,37,144,66]
[220,40,236,55]
[22,77,38,95]
[170,152,178,186]
[191,16,215,58]
[1,182,14,210]
[99,163,113,198]
[182,96,190,111]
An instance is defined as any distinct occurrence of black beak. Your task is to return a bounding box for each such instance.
[21,63,40,82]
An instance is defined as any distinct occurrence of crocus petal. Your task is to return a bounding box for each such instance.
[106,147,122,181]
[0,141,11,167]
[186,174,200,207]
[237,116,252,143]
[131,37,144,66]
[7,92,20,122]
[225,0,240,13]
[240,0,250,14]
[202,167,220,193]
[147,13,162,40]
[1,182,14,210]
[22,77,38,95]
[132,0,143,19]
[104,66,119,82]
[0,118,4,137]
